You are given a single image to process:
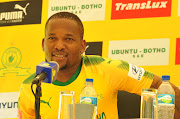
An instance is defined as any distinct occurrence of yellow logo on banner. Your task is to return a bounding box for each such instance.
[0,47,31,77]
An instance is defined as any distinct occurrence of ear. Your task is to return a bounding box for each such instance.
[80,39,86,54]
[42,38,45,51]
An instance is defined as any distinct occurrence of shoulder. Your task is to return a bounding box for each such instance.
[22,73,36,84]
[19,73,37,101]
[82,55,129,70]
[19,73,36,94]
[82,55,106,66]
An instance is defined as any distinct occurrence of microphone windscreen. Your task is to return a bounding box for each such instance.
[36,61,59,83]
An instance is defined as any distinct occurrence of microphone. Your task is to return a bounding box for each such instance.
[32,61,59,84]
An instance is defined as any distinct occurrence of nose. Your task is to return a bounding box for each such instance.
[54,39,65,51]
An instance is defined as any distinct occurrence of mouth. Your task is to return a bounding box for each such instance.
[52,53,67,59]
[53,54,65,57]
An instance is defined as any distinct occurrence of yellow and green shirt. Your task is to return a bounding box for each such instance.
[18,55,154,119]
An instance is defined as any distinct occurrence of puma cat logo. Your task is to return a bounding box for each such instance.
[40,97,52,108]
[14,3,29,15]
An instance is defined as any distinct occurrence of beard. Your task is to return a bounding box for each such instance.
[59,63,67,70]
[45,58,68,71]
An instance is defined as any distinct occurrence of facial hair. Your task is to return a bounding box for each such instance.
[45,58,68,70]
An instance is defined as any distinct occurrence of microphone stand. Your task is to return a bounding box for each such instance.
[31,79,43,119]
[31,72,47,119]
[35,83,42,119]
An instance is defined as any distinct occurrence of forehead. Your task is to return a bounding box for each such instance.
[46,18,80,35]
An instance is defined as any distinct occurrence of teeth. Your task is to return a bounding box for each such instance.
[55,55,64,57]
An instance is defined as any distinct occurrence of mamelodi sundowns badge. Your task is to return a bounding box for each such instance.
[111,0,172,19]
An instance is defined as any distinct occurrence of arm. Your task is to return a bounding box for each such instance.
[150,75,180,119]
[18,85,36,119]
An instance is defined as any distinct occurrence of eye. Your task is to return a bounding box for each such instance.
[48,37,56,41]
[66,38,74,41]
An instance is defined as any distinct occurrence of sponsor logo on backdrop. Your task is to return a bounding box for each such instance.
[111,0,172,19]
[48,0,106,21]
[108,39,170,66]
[0,47,31,77]
[0,0,42,26]
[175,38,180,65]
[0,92,19,118]
[84,42,103,56]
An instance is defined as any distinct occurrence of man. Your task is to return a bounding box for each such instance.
[18,12,180,119]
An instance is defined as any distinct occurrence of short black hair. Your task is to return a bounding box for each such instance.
[45,12,84,39]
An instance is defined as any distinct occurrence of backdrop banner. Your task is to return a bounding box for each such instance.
[0,0,42,26]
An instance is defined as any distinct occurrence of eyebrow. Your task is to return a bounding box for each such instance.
[48,33,56,36]
[47,33,74,37]
[65,34,73,37]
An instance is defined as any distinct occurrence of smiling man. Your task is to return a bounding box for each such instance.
[18,12,180,119]
[42,15,86,83]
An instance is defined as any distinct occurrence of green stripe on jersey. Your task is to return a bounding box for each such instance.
[52,60,82,86]
[83,55,105,66]
[117,60,129,71]
[144,71,154,79]
[23,73,36,84]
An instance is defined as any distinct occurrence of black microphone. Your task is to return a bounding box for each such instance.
[32,72,47,84]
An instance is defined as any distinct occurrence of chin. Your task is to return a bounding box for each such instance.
[59,64,67,70]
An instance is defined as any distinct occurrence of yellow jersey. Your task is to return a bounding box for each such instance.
[18,55,154,119]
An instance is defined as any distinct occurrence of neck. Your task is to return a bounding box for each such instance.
[56,60,81,82]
